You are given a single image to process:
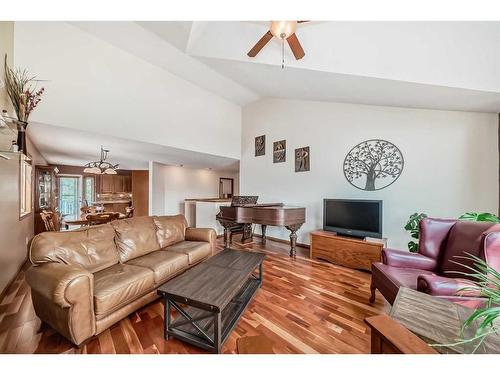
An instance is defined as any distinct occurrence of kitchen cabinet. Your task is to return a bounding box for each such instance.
[98,174,132,193]
[100,175,114,193]
[132,170,149,216]
[123,175,131,192]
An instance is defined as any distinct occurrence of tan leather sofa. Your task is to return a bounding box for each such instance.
[26,215,216,346]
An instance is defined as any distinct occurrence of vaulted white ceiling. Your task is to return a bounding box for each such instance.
[15,21,500,169]
[73,21,500,112]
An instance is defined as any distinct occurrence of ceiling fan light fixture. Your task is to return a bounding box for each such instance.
[270,21,297,39]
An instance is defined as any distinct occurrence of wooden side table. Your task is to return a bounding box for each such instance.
[390,288,500,354]
[365,315,437,354]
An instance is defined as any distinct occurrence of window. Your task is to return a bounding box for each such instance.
[19,158,32,218]
[59,176,80,218]
[83,176,95,205]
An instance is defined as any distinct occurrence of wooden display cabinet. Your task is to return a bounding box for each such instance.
[34,166,58,234]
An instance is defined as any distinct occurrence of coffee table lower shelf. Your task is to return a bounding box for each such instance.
[163,276,261,353]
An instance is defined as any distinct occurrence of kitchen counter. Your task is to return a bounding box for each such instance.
[184,199,231,235]
[184,198,232,202]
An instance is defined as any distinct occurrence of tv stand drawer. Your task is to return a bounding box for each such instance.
[310,230,383,272]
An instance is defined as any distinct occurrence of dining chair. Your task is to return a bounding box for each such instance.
[125,206,134,218]
[86,212,120,226]
[40,210,61,232]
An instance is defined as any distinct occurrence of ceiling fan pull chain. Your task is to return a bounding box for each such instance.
[281,37,285,69]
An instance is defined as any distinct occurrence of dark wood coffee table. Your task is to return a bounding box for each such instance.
[157,248,265,353]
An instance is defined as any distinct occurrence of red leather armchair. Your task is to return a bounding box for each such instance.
[370,218,500,306]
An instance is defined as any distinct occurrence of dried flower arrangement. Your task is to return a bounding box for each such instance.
[3,54,45,123]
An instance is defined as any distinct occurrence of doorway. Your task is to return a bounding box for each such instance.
[58,176,81,220]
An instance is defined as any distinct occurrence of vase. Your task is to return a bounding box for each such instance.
[16,121,28,155]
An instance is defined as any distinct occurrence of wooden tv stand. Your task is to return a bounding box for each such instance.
[310,230,384,271]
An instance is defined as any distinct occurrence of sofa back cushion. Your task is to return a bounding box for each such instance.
[111,216,160,262]
[439,220,496,279]
[30,224,119,273]
[153,215,187,248]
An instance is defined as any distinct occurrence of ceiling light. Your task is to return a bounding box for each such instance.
[83,146,119,175]
[270,21,297,39]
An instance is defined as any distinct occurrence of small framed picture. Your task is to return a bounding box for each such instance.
[273,140,286,163]
[295,146,310,172]
[255,135,265,156]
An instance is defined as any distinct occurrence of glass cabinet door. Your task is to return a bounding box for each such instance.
[38,171,52,209]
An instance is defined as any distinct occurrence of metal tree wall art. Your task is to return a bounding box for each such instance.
[343,139,404,191]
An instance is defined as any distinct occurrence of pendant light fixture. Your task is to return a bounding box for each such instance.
[83,146,119,175]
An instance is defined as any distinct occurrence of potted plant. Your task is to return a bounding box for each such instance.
[434,254,500,353]
[404,212,427,252]
[3,54,45,155]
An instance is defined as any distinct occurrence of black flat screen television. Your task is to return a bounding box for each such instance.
[323,199,383,239]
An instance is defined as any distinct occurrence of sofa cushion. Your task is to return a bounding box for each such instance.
[167,241,211,264]
[93,263,154,317]
[153,215,187,248]
[111,217,160,262]
[126,250,189,284]
[439,221,495,279]
[371,262,434,305]
[30,224,119,273]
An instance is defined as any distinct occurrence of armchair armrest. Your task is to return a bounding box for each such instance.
[26,263,95,345]
[382,248,437,271]
[417,274,481,297]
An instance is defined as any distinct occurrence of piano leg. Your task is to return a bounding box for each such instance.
[224,227,230,247]
[285,224,303,257]
[261,225,267,244]
[241,224,253,243]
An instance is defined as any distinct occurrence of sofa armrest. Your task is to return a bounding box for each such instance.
[382,248,437,271]
[26,263,93,307]
[26,263,95,345]
[185,227,216,244]
[185,227,217,255]
[417,274,481,297]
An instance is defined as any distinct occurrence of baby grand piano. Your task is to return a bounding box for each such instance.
[216,196,306,257]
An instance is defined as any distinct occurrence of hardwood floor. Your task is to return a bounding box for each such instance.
[0,236,388,354]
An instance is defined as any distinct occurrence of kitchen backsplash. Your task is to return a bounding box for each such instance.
[96,192,132,201]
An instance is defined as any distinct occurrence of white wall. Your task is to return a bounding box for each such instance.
[149,161,239,217]
[0,135,47,295]
[13,22,242,159]
[0,22,50,295]
[241,98,498,249]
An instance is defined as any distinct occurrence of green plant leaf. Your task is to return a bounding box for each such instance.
[459,212,500,223]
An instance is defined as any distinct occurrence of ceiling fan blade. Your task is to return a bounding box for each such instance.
[247,31,273,57]
[286,33,305,60]
[297,20,309,23]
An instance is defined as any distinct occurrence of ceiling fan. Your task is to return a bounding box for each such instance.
[247,21,308,66]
